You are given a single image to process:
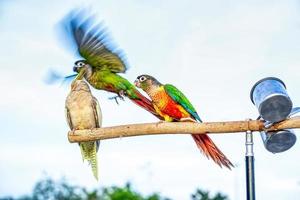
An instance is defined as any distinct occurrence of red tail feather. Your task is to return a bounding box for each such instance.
[128,89,233,169]
[191,134,234,169]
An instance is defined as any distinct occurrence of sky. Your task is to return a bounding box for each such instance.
[1,0,300,199]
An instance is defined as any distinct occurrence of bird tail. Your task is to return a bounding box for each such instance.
[191,134,234,169]
[79,141,99,180]
[127,89,163,120]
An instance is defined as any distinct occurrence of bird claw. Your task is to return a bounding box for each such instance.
[90,128,96,132]
[119,90,127,97]
[71,128,78,135]
[109,91,126,105]
[158,120,167,123]
[180,118,197,122]
[109,95,124,105]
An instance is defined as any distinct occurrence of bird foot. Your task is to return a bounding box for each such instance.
[90,128,96,132]
[119,90,127,97]
[109,92,125,105]
[70,128,78,135]
[180,118,197,123]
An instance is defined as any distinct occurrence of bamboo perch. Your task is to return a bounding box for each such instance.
[68,116,300,143]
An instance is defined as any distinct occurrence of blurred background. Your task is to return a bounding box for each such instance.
[1,0,300,199]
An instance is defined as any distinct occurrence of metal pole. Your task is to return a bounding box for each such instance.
[245,130,255,200]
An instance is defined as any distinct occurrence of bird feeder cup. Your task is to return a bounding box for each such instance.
[260,129,297,153]
[250,77,293,123]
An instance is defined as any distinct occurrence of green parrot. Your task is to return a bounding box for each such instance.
[59,9,161,119]
[65,80,102,180]
[135,75,233,169]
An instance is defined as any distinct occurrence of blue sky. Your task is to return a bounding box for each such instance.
[1,0,300,199]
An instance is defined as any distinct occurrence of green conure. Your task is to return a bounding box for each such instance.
[65,80,102,180]
[60,9,160,119]
[135,75,233,169]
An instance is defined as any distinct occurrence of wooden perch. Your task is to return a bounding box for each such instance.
[68,116,300,143]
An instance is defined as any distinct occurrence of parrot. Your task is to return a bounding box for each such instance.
[65,79,102,180]
[134,75,234,169]
[58,9,161,119]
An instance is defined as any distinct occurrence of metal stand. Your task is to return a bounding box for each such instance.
[245,130,255,200]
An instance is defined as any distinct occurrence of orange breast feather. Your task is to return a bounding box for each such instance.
[153,89,190,120]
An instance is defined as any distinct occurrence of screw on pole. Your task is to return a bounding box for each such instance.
[245,129,255,200]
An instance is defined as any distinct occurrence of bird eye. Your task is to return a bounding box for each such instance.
[76,62,84,67]
[139,76,146,82]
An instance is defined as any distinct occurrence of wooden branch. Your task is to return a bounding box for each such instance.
[67,116,300,143]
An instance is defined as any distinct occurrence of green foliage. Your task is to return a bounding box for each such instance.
[2,177,168,200]
[101,183,143,200]
[1,177,228,200]
[100,183,170,200]
[191,189,228,200]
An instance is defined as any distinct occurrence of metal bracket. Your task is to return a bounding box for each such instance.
[245,130,254,157]
[288,107,300,117]
[245,119,255,200]
[257,107,300,129]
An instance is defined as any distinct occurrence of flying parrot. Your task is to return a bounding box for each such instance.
[134,75,234,169]
[58,9,161,119]
[65,79,102,180]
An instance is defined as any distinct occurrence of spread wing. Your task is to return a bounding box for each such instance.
[61,9,128,73]
[164,84,202,122]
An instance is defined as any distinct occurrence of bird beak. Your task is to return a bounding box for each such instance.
[73,66,78,72]
[75,67,86,81]
[134,79,140,88]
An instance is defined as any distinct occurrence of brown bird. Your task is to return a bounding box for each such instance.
[65,80,102,180]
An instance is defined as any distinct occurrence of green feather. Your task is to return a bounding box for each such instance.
[79,142,99,180]
[67,11,128,73]
[63,10,143,101]
[164,84,202,122]
[88,69,140,99]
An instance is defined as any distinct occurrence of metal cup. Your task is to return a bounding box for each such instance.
[250,77,293,123]
[260,129,297,153]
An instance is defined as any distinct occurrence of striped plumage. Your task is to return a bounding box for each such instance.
[135,75,234,169]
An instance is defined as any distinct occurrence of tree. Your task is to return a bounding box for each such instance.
[31,178,82,200]
[191,189,228,200]
[1,177,228,200]
[100,183,170,200]
[1,177,169,200]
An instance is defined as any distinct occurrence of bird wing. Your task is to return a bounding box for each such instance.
[65,106,74,130]
[164,84,202,122]
[92,96,102,152]
[92,96,102,128]
[64,9,128,73]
